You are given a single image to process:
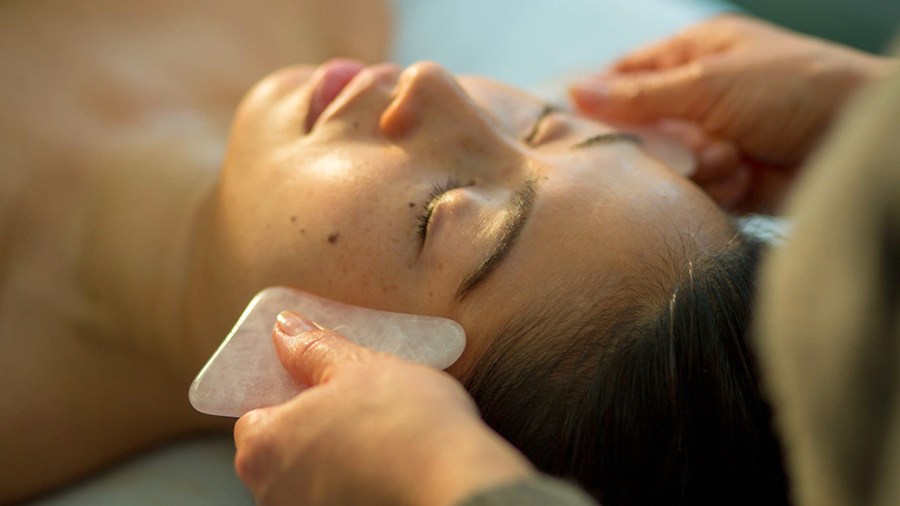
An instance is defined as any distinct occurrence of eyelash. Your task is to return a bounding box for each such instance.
[414,104,556,243]
[416,176,466,241]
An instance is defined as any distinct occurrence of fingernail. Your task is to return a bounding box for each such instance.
[275,311,318,337]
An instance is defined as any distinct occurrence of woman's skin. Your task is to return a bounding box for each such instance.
[0,0,388,501]
[0,1,732,502]
[187,59,734,383]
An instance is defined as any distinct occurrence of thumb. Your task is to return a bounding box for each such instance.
[272,311,370,387]
[570,64,705,124]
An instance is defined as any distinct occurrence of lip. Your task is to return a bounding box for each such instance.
[304,59,366,132]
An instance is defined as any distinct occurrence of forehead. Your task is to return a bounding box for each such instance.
[452,150,731,365]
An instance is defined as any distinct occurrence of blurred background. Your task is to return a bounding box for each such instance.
[727,0,899,53]
[390,0,899,93]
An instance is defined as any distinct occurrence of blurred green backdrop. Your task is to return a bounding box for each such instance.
[726,0,899,53]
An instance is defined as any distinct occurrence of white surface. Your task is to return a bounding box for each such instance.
[25,0,730,503]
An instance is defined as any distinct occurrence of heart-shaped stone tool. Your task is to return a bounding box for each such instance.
[189,287,466,417]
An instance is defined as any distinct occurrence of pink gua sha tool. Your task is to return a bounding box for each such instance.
[189,287,466,418]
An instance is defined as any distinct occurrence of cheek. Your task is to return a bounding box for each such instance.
[267,181,426,310]
[215,139,435,311]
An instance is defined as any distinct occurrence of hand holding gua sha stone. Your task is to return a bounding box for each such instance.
[189,287,467,417]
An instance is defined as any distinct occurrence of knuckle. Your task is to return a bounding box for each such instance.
[233,410,278,489]
[291,327,339,357]
[295,329,339,362]
[364,347,394,363]
[282,326,381,384]
[233,447,266,491]
[691,63,719,95]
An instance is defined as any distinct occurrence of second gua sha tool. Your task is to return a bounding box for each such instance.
[189,287,466,418]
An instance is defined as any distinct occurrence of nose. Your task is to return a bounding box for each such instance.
[380,62,506,147]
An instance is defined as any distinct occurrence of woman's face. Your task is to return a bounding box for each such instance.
[207,60,731,374]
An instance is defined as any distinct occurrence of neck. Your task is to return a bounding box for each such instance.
[79,125,223,384]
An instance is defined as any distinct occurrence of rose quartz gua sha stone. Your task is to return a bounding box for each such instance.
[189,287,466,417]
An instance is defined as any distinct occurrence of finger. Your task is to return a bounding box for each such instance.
[272,311,370,387]
[233,408,280,493]
[570,63,706,124]
[693,139,742,185]
[613,34,696,73]
[613,43,674,73]
[698,164,750,211]
[734,161,796,215]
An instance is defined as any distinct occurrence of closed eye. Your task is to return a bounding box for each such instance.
[416,177,472,245]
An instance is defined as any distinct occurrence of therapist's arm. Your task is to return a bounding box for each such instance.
[233,311,595,506]
[571,14,895,214]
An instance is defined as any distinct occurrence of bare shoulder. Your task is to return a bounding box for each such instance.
[0,1,390,501]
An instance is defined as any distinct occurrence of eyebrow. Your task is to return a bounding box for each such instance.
[570,132,643,150]
[455,178,538,301]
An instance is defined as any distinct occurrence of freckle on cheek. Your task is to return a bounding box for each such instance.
[327,232,340,245]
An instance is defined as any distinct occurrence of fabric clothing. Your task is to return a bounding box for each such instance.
[756,46,900,506]
[460,476,597,506]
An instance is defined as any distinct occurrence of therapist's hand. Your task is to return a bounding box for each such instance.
[233,311,535,506]
[571,14,893,212]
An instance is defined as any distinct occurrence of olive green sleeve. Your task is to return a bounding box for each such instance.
[459,475,598,506]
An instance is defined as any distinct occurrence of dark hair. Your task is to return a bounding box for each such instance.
[462,233,789,505]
